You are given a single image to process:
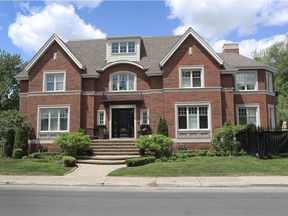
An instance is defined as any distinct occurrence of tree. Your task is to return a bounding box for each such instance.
[252,37,288,125]
[14,127,29,156]
[0,49,25,111]
[157,116,168,137]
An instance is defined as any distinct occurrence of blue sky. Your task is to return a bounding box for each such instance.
[1,0,288,62]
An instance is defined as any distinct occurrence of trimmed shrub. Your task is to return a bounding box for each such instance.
[157,117,168,137]
[126,156,155,167]
[14,127,29,156]
[62,156,77,167]
[53,132,91,157]
[3,129,15,158]
[135,135,153,156]
[12,148,23,159]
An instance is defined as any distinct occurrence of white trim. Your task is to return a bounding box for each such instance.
[101,61,146,71]
[97,110,106,126]
[179,66,205,88]
[235,104,260,126]
[140,109,149,125]
[234,71,258,91]
[37,105,70,139]
[109,71,137,92]
[43,71,66,92]
[19,90,81,97]
[160,27,224,67]
[175,102,212,139]
[236,66,277,74]
[267,104,276,129]
[25,34,84,72]
[109,105,136,139]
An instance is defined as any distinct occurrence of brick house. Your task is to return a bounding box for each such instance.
[15,27,276,152]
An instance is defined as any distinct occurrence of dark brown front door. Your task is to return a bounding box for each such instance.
[112,108,134,138]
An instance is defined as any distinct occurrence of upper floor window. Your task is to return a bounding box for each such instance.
[266,72,273,92]
[39,108,68,132]
[111,42,136,54]
[111,73,136,91]
[180,67,204,88]
[44,72,65,92]
[235,72,257,91]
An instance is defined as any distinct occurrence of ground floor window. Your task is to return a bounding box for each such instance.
[39,108,69,132]
[97,110,106,126]
[236,106,258,125]
[140,109,149,125]
[177,105,209,130]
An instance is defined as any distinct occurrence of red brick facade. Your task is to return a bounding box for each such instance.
[17,31,276,152]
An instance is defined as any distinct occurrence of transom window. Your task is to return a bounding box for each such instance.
[111,42,136,54]
[44,73,65,92]
[181,68,203,88]
[235,72,257,90]
[178,106,209,130]
[111,73,136,91]
[40,108,68,132]
[237,107,257,125]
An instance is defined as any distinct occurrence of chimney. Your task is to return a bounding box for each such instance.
[222,43,239,54]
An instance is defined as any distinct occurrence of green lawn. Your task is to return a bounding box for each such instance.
[109,156,288,177]
[0,158,72,176]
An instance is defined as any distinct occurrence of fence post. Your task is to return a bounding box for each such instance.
[282,121,287,131]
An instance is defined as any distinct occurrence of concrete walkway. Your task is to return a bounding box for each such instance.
[1,163,288,187]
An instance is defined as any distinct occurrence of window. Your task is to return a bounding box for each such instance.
[266,72,273,92]
[140,109,149,125]
[40,108,68,132]
[180,68,203,88]
[111,42,136,54]
[44,73,65,92]
[268,105,275,129]
[177,106,209,130]
[97,110,106,125]
[237,106,258,125]
[111,73,136,91]
[235,72,257,90]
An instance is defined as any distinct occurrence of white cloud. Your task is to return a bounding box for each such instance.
[210,34,288,58]
[43,0,103,9]
[8,3,106,55]
[165,0,288,39]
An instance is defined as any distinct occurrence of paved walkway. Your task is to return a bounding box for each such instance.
[1,163,288,187]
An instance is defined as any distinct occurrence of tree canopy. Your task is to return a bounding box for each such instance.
[253,37,288,125]
[0,49,25,111]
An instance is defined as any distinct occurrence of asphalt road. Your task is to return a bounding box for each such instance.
[0,186,288,216]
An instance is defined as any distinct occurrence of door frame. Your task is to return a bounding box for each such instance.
[109,105,136,139]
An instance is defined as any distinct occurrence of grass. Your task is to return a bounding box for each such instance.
[0,158,72,176]
[109,156,288,177]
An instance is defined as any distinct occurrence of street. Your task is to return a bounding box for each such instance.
[0,186,288,216]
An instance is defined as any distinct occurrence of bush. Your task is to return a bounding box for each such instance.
[62,156,77,167]
[135,135,153,155]
[126,156,155,167]
[12,148,23,159]
[157,117,168,137]
[14,127,29,156]
[3,129,15,158]
[53,131,91,157]
[28,152,63,160]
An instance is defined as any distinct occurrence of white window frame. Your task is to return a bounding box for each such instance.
[140,109,149,125]
[266,71,273,92]
[111,41,136,54]
[97,110,106,126]
[175,103,211,132]
[179,66,205,88]
[235,71,258,91]
[37,106,70,133]
[43,71,66,92]
[268,104,275,129]
[236,104,260,126]
[109,72,136,92]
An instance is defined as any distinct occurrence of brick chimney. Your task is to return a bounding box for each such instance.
[222,43,239,54]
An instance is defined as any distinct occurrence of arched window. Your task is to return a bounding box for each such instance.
[110,72,136,91]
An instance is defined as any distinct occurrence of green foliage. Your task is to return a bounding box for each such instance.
[14,127,29,156]
[12,148,23,159]
[177,149,214,158]
[53,131,91,157]
[62,156,77,167]
[28,152,63,160]
[135,134,174,158]
[157,116,168,137]
[126,156,155,167]
[211,121,246,156]
[0,49,26,111]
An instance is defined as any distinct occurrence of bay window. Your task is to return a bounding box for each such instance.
[235,72,257,90]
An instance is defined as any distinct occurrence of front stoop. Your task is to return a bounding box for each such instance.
[77,139,140,165]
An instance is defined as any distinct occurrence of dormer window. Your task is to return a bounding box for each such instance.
[111,42,136,54]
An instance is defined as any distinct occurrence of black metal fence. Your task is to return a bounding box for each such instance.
[236,124,288,159]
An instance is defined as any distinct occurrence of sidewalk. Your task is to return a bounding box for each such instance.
[0,164,288,187]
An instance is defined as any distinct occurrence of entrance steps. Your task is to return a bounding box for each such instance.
[77,139,140,165]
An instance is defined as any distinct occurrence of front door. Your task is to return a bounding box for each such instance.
[112,108,134,138]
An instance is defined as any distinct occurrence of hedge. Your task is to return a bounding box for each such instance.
[62,156,77,167]
[126,156,155,167]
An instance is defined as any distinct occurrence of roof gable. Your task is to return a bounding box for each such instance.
[159,27,224,67]
[24,34,85,72]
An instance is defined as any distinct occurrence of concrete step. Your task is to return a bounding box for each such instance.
[77,159,126,165]
[90,145,137,149]
[95,151,139,155]
[77,155,140,160]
